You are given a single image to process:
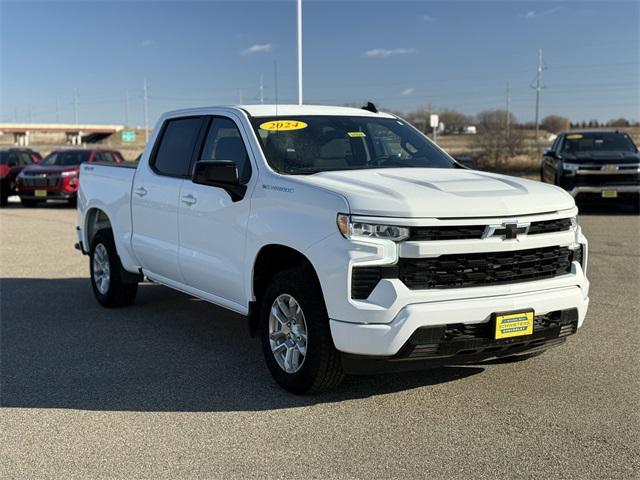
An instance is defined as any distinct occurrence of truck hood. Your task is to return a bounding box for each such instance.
[294,168,574,218]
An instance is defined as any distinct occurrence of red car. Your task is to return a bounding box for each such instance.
[0,148,42,207]
[17,148,124,207]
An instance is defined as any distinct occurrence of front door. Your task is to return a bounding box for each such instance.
[178,115,254,310]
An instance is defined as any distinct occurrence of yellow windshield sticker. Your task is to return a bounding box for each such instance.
[566,134,583,140]
[347,131,366,138]
[260,120,308,131]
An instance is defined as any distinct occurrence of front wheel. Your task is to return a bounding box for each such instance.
[90,229,138,308]
[260,266,344,394]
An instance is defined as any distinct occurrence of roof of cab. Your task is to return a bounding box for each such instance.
[162,104,395,119]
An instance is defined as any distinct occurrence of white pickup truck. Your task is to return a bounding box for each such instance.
[77,104,590,393]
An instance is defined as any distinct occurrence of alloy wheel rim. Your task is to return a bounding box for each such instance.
[268,293,308,374]
[92,243,111,295]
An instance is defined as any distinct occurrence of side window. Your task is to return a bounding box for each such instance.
[100,152,115,163]
[7,153,19,166]
[18,152,33,165]
[153,117,204,177]
[199,118,252,183]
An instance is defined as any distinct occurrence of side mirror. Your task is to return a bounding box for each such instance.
[192,160,246,202]
[454,156,477,170]
[543,148,556,158]
[7,161,17,167]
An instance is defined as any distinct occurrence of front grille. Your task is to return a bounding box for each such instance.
[397,246,573,290]
[409,225,485,241]
[407,218,572,241]
[527,218,572,235]
[21,176,60,187]
[351,246,577,299]
[574,173,640,187]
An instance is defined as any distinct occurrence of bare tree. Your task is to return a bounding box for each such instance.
[607,118,631,127]
[541,115,570,133]
[473,109,525,170]
[438,109,472,134]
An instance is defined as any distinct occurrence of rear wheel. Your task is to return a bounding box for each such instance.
[260,266,344,394]
[20,198,38,208]
[90,229,138,308]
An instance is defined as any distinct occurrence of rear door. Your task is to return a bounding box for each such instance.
[177,114,254,308]
[131,116,206,282]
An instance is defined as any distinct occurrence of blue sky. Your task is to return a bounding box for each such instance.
[1,0,638,126]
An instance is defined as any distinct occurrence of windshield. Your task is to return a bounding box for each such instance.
[41,150,91,166]
[561,132,637,154]
[0,152,8,164]
[251,116,455,174]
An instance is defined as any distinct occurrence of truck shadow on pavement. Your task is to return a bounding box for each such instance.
[0,278,483,412]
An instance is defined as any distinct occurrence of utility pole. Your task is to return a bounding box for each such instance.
[259,75,264,104]
[143,78,149,143]
[124,90,129,126]
[531,48,545,152]
[297,0,303,105]
[73,89,79,124]
[505,80,511,139]
[238,88,244,104]
[55,97,60,123]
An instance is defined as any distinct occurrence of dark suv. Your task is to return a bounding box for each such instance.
[541,130,639,209]
[0,148,42,206]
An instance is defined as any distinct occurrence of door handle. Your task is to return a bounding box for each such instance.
[181,194,197,206]
[134,187,148,197]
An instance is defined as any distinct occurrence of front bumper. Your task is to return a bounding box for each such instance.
[341,309,577,374]
[18,189,76,200]
[569,185,640,197]
[330,285,588,357]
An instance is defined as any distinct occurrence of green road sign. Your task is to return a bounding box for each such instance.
[121,130,136,142]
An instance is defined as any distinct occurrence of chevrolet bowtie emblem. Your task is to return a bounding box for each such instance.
[483,221,530,240]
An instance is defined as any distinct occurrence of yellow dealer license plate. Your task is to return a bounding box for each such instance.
[35,189,47,198]
[601,190,618,198]
[494,311,534,339]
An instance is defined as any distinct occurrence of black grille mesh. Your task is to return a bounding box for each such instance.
[408,218,572,241]
[398,246,573,290]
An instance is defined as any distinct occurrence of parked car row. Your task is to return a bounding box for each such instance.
[0,147,125,207]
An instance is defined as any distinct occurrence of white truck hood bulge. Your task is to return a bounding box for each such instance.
[294,168,575,218]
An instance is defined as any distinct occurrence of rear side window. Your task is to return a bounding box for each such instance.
[200,118,252,183]
[96,152,115,163]
[153,117,204,177]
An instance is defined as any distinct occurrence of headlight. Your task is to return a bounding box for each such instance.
[61,170,78,177]
[562,162,579,173]
[337,214,409,241]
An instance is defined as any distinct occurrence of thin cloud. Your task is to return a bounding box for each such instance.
[364,48,416,58]
[242,43,273,55]
[520,6,563,20]
[401,87,415,96]
[422,15,434,22]
[141,39,154,48]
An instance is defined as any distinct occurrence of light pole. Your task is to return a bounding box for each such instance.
[297,0,303,105]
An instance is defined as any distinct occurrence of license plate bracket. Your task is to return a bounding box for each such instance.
[35,189,47,198]
[601,190,618,198]
[493,310,534,340]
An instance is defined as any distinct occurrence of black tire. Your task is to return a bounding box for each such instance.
[20,198,38,208]
[90,229,138,308]
[260,266,344,394]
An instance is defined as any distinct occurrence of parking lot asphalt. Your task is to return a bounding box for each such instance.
[1,199,639,479]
